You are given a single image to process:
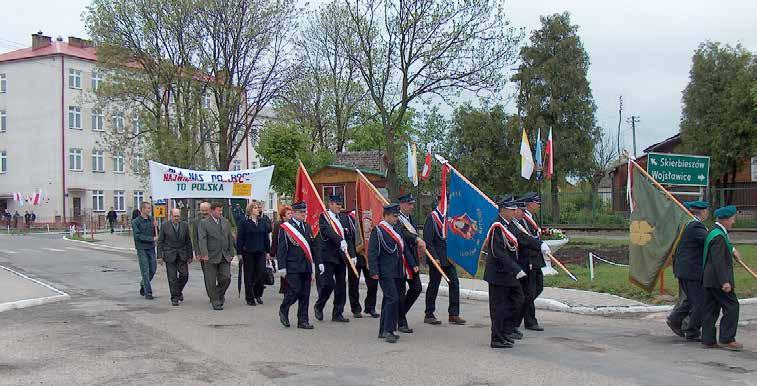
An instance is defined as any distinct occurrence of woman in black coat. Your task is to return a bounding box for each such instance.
[236,201,272,306]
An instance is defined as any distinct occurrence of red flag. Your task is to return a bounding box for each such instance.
[294,161,327,236]
[355,170,389,254]
[420,151,432,180]
[545,128,554,179]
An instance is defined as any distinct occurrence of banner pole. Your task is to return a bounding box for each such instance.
[546,252,578,282]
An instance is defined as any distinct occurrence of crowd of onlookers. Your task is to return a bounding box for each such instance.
[2,209,36,229]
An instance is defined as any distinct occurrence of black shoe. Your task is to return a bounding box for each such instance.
[171,300,179,306]
[424,315,442,325]
[255,297,264,305]
[507,332,522,341]
[139,286,144,296]
[279,310,290,327]
[212,304,223,311]
[178,295,184,302]
[314,306,324,321]
[685,335,702,342]
[666,320,684,338]
[365,311,380,318]
[332,315,350,323]
[145,294,154,300]
[525,324,544,331]
[353,312,363,319]
[246,300,256,306]
[491,340,514,349]
[502,335,515,344]
[398,325,414,334]
[385,333,399,343]
[512,329,524,339]
[297,322,314,330]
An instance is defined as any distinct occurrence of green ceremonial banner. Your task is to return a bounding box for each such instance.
[628,161,694,291]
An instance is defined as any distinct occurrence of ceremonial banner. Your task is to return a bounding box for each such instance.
[294,161,327,236]
[355,171,388,254]
[148,160,273,200]
[446,168,498,277]
[627,160,694,291]
[520,129,534,180]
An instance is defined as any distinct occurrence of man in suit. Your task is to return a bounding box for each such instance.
[484,196,526,349]
[667,200,710,341]
[348,211,380,319]
[701,205,742,351]
[132,201,157,300]
[314,195,353,323]
[369,203,405,343]
[277,201,315,329]
[157,208,194,306]
[424,196,466,326]
[515,192,551,332]
[197,202,236,311]
[396,193,425,334]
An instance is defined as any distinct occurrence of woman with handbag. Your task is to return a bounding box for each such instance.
[236,201,273,306]
[271,205,293,294]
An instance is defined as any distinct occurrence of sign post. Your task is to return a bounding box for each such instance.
[646,152,710,187]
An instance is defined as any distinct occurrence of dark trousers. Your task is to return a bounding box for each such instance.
[109,220,116,233]
[136,247,157,296]
[701,288,739,345]
[668,278,705,337]
[242,251,266,301]
[165,258,189,302]
[518,267,543,328]
[280,273,311,324]
[201,260,231,307]
[378,277,402,334]
[489,283,524,343]
[425,264,460,317]
[348,263,378,314]
[315,262,347,317]
[399,273,422,327]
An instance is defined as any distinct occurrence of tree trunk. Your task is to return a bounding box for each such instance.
[551,171,560,223]
[384,125,400,200]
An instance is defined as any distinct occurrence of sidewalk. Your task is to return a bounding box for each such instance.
[0,265,70,313]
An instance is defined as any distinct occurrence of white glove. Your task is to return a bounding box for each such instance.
[540,242,551,255]
[351,257,357,266]
[516,270,527,280]
[318,264,325,275]
[277,268,286,277]
[340,240,348,252]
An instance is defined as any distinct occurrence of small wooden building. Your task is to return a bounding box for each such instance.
[311,151,388,212]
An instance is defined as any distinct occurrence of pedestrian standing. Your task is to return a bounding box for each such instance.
[24,211,31,229]
[197,202,236,311]
[277,201,314,329]
[157,208,193,306]
[132,202,157,300]
[369,203,405,344]
[107,207,118,234]
[236,201,273,306]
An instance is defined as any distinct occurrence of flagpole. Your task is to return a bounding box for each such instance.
[434,156,497,207]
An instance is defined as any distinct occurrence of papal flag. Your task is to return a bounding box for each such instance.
[627,159,695,291]
[520,129,534,179]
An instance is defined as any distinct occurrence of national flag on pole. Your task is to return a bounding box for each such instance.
[32,190,41,206]
[627,160,694,291]
[545,128,554,179]
[534,129,543,179]
[13,192,24,205]
[420,148,432,180]
[520,129,534,180]
[407,142,419,187]
[294,161,327,236]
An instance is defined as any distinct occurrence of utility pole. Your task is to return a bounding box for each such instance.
[627,115,640,157]
[617,96,623,156]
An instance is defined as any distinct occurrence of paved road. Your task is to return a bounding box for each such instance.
[0,234,755,385]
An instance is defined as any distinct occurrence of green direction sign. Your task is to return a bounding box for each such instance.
[647,152,710,186]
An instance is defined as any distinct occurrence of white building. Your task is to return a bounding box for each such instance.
[0,33,277,224]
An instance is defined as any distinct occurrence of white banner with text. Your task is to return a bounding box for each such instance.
[148,160,274,200]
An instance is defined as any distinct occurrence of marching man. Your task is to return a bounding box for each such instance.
[314,195,354,323]
[277,201,315,330]
[515,192,551,332]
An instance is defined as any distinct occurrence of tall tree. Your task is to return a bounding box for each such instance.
[680,42,757,192]
[342,0,522,199]
[513,12,600,221]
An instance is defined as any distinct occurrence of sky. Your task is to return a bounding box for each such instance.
[2,0,756,153]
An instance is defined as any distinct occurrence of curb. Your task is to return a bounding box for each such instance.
[0,265,71,313]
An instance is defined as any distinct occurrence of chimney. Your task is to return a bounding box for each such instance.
[32,33,52,50]
[68,36,93,49]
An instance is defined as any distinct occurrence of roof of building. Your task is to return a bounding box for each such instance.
[332,151,386,173]
[0,39,97,64]
[643,133,681,153]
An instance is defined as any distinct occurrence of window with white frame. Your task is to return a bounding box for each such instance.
[113,153,124,173]
[131,115,140,135]
[68,106,81,129]
[133,191,144,210]
[231,159,241,171]
[68,69,81,89]
[0,110,5,132]
[0,73,6,93]
[268,192,275,210]
[114,190,125,211]
[69,148,82,171]
[112,115,124,133]
[91,71,102,91]
[202,92,211,108]
[132,154,143,174]
[91,109,104,131]
[322,185,344,201]
[91,150,104,172]
[0,150,6,173]
[92,190,104,212]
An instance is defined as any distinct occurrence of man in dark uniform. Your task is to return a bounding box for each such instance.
[277,201,315,330]
[701,205,742,351]
[424,196,466,326]
[667,200,709,341]
[396,193,424,334]
[484,196,526,349]
[369,203,405,343]
[348,210,380,319]
[314,195,352,323]
[515,192,551,331]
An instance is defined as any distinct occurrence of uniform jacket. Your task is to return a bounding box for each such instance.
[339,213,359,262]
[157,220,193,263]
[520,211,546,268]
[197,216,236,264]
[423,210,449,266]
[702,225,735,290]
[317,211,347,265]
[672,219,708,281]
[483,217,522,287]
[131,216,155,250]
[508,218,542,271]
[276,219,314,274]
[368,224,405,279]
[397,212,419,269]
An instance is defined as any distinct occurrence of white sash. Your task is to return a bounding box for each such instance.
[524,211,541,237]
[378,221,413,279]
[325,211,345,238]
[398,213,418,235]
[280,222,313,263]
[430,209,445,239]
[486,221,518,251]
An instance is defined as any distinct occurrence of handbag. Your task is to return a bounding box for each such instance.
[264,259,276,286]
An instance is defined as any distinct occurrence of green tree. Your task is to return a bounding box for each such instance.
[255,122,333,195]
[513,12,600,221]
[681,42,757,192]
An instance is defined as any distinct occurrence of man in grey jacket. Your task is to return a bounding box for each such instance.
[132,202,157,300]
[158,208,194,306]
[197,202,236,310]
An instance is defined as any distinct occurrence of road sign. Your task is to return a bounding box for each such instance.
[647,152,710,186]
[153,204,167,218]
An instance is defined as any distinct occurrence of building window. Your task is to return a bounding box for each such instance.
[0,110,5,132]
[322,185,345,201]
[0,150,6,173]
[112,115,124,133]
[113,153,125,173]
[231,159,241,171]
[68,106,81,129]
[69,148,82,171]
[114,190,125,212]
[252,161,259,169]
[131,115,140,135]
[0,73,5,93]
[268,192,275,211]
[91,71,102,91]
[133,191,144,210]
[132,154,143,174]
[91,150,104,172]
[92,190,104,212]
[202,93,211,108]
[69,69,82,89]
[91,109,104,131]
